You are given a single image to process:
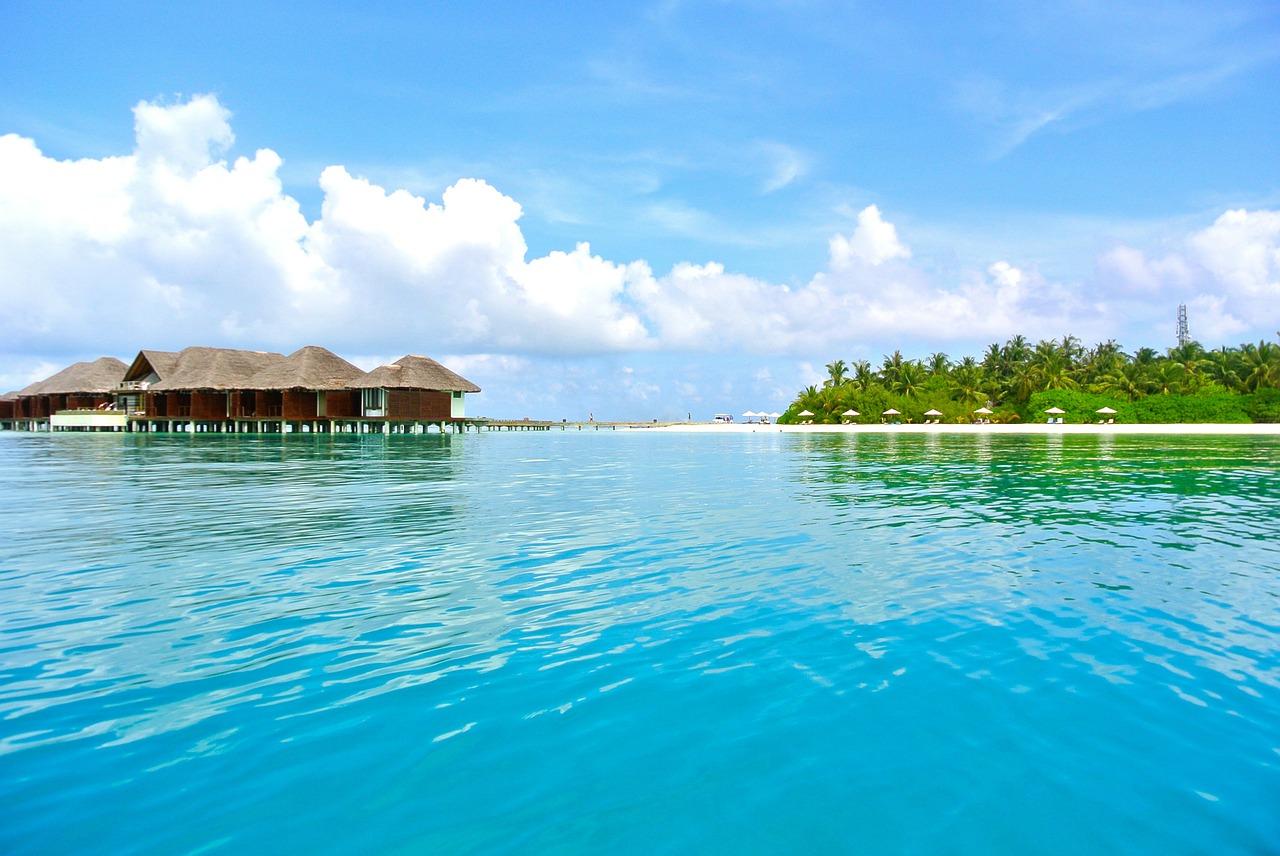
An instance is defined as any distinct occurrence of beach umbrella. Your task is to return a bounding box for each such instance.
[742,411,758,419]
[883,408,900,416]
[769,412,781,419]
[924,408,943,416]
[1044,407,1065,415]
[974,407,993,414]
[798,409,814,417]
[1096,406,1117,414]
[842,409,860,416]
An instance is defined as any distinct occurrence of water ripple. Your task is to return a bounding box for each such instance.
[1,432,1279,854]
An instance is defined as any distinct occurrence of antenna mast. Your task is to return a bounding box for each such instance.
[1176,304,1190,347]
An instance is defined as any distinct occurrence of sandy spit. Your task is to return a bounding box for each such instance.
[633,422,1280,436]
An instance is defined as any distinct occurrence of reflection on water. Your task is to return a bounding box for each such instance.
[1,431,1278,855]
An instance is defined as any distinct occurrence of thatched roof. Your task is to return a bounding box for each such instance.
[32,357,128,395]
[123,349,181,384]
[149,347,285,391]
[350,355,481,393]
[245,346,365,390]
[12,379,46,397]
[1,390,19,401]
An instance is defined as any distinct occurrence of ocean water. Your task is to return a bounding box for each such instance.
[1,430,1278,855]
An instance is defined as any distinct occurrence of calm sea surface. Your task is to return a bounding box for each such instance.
[1,430,1278,855]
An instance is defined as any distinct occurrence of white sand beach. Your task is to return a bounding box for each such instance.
[641,421,1280,435]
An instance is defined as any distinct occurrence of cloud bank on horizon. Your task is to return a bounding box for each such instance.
[2,95,1279,416]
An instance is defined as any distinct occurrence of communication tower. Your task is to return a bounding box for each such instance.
[1176,304,1190,347]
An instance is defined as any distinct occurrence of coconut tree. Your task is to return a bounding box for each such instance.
[850,360,875,391]
[1029,339,1078,392]
[948,363,987,405]
[1204,346,1244,391]
[1146,361,1187,395]
[879,350,906,388]
[893,361,927,398]
[1081,340,1126,388]
[1095,362,1145,401]
[1240,341,1280,392]
[1003,334,1031,366]
[825,359,849,388]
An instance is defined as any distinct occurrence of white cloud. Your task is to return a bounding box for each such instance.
[1090,209,1280,341]
[133,94,235,173]
[1095,244,1199,296]
[828,205,911,268]
[4,94,1280,414]
[1187,208,1280,301]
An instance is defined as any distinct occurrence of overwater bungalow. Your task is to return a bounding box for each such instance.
[10,357,130,430]
[242,346,364,421]
[5,345,483,434]
[122,346,285,423]
[0,390,17,428]
[351,354,481,421]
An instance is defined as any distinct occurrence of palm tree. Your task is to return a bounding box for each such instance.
[880,350,906,388]
[1240,341,1280,392]
[1081,340,1126,388]
[1057,335,1084,365]
[948,364,986,405]
[927,352,951,376]
[1147,362,1186,395]
[1029,339,1078,392]
[825,359,848,388]
[1132,346,1160,367]
[1003,335,1031,365]
[851,360,875,391]
[1095,363,1144,401]
[893,362,926,398]
[796,385,823,417]
[1203,347,1241,391]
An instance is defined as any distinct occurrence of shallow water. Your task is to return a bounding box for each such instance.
[1,431,1278,854]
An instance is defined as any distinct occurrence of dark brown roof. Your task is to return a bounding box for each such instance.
[245,346,365,390]
[350,355,481,393]
[149,347,285,391]
[32,357,128,395]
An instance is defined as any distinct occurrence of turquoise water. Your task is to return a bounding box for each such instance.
[1,431,1278,854]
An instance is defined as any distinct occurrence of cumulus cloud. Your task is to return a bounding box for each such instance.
[1091,208,1280,342]
[3,92,1280,404]
[828,205,911,268]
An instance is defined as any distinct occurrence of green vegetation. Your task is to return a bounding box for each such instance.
[782,335,1280,424]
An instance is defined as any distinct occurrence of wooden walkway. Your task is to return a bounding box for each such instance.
[4,415,692,434]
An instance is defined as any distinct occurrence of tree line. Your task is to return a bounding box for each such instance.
[783,334,1280,424]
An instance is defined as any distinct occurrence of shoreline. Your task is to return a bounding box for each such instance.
[636,421,1280,435]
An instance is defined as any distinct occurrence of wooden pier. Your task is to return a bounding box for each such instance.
[4,414,689,434]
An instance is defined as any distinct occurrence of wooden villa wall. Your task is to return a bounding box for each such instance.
[325,390,360,419]
[281,390,317,420]
[190,392,227,421]
[65,394,111,410]
[24,396,58,417]
[256,391,283,417]
[386,390,452,420]
[137,389,365,421]
[0,400,13,420]
[11,394,111,418]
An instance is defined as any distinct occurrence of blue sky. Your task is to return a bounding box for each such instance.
[2,1,1278,418]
